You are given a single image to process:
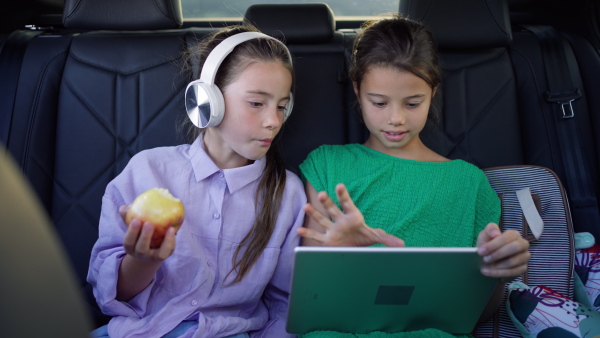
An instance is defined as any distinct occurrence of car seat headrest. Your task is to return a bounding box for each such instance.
[63,0,183,30]
[244,3,335,44]
[401,0,512,50]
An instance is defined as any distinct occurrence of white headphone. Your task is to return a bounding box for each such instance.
[185,32,294,128]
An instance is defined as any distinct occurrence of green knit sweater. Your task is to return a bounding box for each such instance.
[298,144,501,338]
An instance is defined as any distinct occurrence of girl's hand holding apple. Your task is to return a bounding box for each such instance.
[118,188,185,262]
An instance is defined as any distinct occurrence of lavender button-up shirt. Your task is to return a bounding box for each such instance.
[87,137,305,338]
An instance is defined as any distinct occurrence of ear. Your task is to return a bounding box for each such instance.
[432,86,438,98]
[352,81,360,101]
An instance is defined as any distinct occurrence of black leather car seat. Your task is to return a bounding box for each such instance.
[3,0,202,327]
[402,0,525,169]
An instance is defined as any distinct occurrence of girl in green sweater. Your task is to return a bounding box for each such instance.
[297,15,530,338]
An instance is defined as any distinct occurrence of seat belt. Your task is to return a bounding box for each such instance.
[522,25,600,238]
[0,29,43,146]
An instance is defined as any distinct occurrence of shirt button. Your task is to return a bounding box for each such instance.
[213,213,220,219]
[191,300,198,306]
[218,171,224,178]
[207,261,214,267]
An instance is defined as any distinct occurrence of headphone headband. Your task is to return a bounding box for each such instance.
[199,31,292,85]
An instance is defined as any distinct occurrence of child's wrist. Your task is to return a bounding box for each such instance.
[124,253,164,270]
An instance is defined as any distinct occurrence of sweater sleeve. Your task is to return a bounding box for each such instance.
[298,146,329,192]
[471,171,502,246]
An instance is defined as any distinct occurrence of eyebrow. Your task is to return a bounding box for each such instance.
[247,90,290,101]
[367,93,426,99]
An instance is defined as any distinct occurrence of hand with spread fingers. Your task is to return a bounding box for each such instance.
[298,183,405,247]
[476,223,531,281]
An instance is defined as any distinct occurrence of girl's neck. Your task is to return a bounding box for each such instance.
[202,131,252,169]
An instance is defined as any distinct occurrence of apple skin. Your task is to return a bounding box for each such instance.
[125,188,185,248]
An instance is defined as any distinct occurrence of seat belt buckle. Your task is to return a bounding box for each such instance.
[545,89,582,119]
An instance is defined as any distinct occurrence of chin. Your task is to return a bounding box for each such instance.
[241,151,268,162]
[249,153,268,161]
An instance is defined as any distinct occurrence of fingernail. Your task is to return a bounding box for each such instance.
[481,268,490,276]
[478,247,487,255]
[483,255,492,263]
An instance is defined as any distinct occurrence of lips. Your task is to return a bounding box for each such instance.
[383,131,407,142]
[258,138,273,146]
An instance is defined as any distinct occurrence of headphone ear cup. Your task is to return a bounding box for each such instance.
[185,81,225,128]
[284,92,294,122]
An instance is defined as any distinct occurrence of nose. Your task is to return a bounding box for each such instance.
[263,106,283,130]
[388,105,406,126]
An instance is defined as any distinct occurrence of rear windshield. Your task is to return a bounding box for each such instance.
[181,0,400,20]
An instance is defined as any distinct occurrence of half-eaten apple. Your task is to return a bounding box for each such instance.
[125,188,185,248]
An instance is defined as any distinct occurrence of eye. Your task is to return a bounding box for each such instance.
[249,101,263,108]
[277,105,287,112]
[371,101,387,108]
[406,102,422,109]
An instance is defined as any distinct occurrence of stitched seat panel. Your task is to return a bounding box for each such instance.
[51,32,189,283]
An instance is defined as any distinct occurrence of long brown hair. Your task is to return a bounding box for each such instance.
[349,15,442,122]
[183,25,294,284]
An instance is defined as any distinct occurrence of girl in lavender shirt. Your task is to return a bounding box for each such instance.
[88,25,305,338]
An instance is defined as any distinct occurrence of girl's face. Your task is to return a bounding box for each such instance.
[354,66,435,159]
[204,60,292,168]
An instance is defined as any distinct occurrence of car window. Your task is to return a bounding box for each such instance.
[181,0,400,20]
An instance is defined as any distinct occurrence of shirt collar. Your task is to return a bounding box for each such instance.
[190,134,266,194]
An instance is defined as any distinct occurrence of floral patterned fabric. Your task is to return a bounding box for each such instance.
[574,243,600,311]
[506,283,600,337]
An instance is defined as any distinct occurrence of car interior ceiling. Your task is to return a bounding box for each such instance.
[1,0,600,336]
